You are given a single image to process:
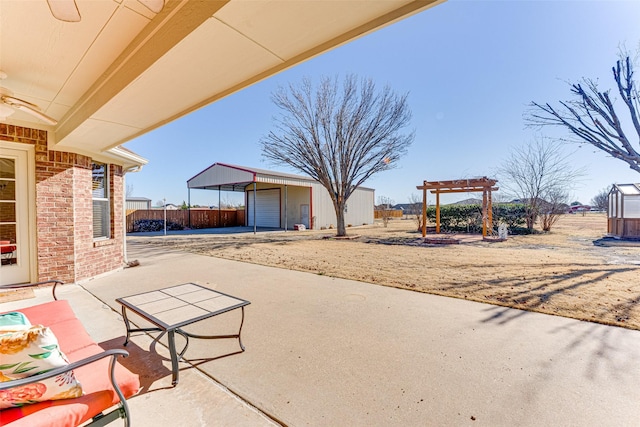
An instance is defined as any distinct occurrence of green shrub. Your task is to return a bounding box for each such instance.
[425,204,527,234]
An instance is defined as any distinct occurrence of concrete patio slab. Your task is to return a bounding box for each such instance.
[75,240,640,426]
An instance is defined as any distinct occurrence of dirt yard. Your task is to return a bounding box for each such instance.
[129,214,640,330]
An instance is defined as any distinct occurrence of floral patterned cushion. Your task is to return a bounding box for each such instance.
[0,325,83,409]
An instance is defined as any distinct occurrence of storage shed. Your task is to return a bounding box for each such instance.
[187,163,374,231]
[126,197,152,211]
[608,183,640,238]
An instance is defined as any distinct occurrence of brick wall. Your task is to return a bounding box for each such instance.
[73,164,124,280]
[0,124,125,283]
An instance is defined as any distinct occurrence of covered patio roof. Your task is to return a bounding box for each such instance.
[1,0,445,163]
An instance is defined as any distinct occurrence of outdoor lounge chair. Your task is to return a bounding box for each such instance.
[0,280,140,426]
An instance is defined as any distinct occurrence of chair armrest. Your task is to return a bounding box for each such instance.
[0,349,133,425]
[0,280,64,300]
[0,349,129,390]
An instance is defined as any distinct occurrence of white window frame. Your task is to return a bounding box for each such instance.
[92,162,111,240]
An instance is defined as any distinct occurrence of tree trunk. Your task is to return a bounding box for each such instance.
[336,205,347,236]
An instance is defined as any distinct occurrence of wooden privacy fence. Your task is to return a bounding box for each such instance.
[126,209,245,232]
[374,209,403,219]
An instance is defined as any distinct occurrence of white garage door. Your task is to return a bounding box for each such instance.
[247,189,280,227]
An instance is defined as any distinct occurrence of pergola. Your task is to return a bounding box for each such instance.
[416,177,498,238]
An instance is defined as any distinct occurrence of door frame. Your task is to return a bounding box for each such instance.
[0,141,37,284]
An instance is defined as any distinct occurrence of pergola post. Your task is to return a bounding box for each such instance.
[487,189,493,235]
[435,191,441,234]
[422,181,427,237]
[482,189,487,237]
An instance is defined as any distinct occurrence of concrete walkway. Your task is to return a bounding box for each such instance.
[73,240,640,426]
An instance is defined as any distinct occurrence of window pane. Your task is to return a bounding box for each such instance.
[92,163,106,198]
[0,235,17,266]
[92,162,110,239]
[0,201,16,222]
[93,199,110,238]
[0,180,15,201]
[0,159,15,179]
[0,224,16,244]
[624,197,640,218]
[609,193,615,217]
[618,184,640,195]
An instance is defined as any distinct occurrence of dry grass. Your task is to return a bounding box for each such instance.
[130,214,640,330]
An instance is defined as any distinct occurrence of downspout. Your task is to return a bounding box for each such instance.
[122,165,142,265]
[253,182,257,234]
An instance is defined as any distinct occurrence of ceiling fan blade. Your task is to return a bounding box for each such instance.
[1,96,58,125]
[138,0,164,14]
[47,0,81,22]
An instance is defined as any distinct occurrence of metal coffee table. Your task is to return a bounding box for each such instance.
[116,283,250,386]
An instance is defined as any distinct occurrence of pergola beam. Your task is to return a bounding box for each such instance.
[417,178,497,191]
[429,187,499,194]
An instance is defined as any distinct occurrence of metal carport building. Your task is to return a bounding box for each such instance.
[187,163,374,231]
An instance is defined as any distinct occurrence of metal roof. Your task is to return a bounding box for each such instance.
[187,162,373,192]
[187,163,318,192]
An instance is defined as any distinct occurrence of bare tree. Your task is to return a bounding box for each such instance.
[376,196,394,228]
[529,55,640,174]
[539,188,569,232]
[126,184,134,198]
[408,193,424,232]
[260,75,414,236]
[591,186,611,210]
[497,137,585,232]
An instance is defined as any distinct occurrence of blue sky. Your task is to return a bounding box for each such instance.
[124,0,640,207]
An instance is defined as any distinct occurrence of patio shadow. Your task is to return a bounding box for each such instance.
[99,337,174,394]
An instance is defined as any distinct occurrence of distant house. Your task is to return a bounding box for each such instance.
[126,197,152,211]
[449,198,484,206]
[567,204,591,214]
[392,203,421,216]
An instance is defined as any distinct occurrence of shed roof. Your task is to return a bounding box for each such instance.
[187,162,374,192]
[612,183,640,195]
[188,163,320,191]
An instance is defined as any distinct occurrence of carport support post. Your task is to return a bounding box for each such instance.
[253,182,257,234]
[284,185,288,232]
[188,188,191,229]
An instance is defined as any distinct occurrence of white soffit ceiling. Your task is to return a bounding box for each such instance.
[0,0,445,156]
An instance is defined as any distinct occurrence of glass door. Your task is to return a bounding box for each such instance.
[0,147,30,284]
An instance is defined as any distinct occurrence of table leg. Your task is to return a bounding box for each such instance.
[167,330,179,386]
[121,306,131,346]
[238,306,246,351]
[179,306,247,353]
